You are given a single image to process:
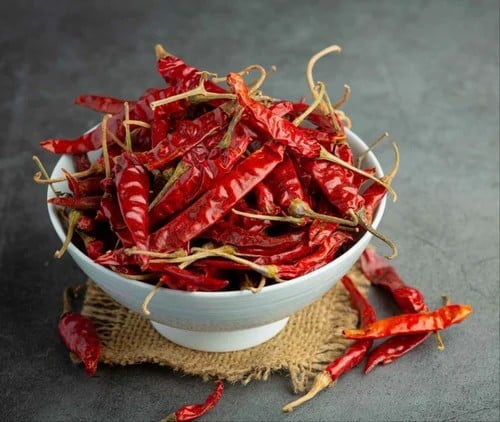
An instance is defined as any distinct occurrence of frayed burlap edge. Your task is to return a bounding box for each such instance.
[81,261,370,393]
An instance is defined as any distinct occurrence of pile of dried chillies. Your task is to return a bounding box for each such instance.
[283,249,473,412]
[34,44,400,301]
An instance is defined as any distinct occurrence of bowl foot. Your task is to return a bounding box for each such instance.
[150,318,289,352]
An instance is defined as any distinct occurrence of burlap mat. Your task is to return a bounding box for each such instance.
[81,261,369,393]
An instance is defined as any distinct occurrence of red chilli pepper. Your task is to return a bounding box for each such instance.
[204,221,306,256]
[156,51,227,95]
[156,265,229,292]
[138,106,230,170]
[48,195,102,210]
[113,153,150,250]
[149,142,285,252]
[364,332,431,373]
[360,248,426,313]
[74,94,130,114]
[161,380,224,422]
[267,153,309,211]
[283,275,376,412]
[98,191,135,248]
[343,304,473,339]
[275,230,352,279]
[299,155,364,216]
[227,72,321,158]
[57,287,101,376]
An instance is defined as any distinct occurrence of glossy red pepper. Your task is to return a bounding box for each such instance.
[98,192,135,247]
[252,182,281,215]
[343,304,473,339]
[227,72,321,158]
[57,287,101,376]
[254,240,311,265]
[137,106,230,170]
[48,195,102,210]
[74,94,130,114]
[267,153,309,211]
[156,51,226,94]
[113,153,150,251]
[360,248,426,313]
[149,142,285,252]
[364,333,431,373]
[94,247,143,267]
[275,230,351,279]
[299,156,364,215]
[161,380,224,422]
[204,221,307,256]
[157,265,229,292]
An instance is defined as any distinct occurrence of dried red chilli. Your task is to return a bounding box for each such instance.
[283,276,376,412]
[155,45,226,94]
[364,332,431,373]
[97,191,135,247]
[48,195,102,210]
[137,106,230,170]
[343,304,473,339]
[74,94,130,115]
[267,153,309,211]
[252,182,281,215]
[160,380,224,422]
[57,286,101,376]
[274,230,351,279]
[204,221,307,255]
[227,72,321,158]
[157,265,229,292]
[113,153,150,251]
[360,248,426,313]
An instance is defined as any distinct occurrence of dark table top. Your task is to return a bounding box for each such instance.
[1,1,498,421]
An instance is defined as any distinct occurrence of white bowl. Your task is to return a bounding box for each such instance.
[47,128,386,352]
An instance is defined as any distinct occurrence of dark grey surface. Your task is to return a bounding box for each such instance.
[0,1,498,421]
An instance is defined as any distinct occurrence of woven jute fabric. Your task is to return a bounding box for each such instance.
[81,261,369,393]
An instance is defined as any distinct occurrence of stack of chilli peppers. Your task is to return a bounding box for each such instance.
[35,44,473,420]
[34,44,400,294]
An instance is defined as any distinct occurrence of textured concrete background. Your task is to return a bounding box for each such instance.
[0,1,498,421]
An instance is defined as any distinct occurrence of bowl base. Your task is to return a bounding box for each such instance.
[150,318,289,352]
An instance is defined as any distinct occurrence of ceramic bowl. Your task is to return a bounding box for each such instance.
[47,128,386,352]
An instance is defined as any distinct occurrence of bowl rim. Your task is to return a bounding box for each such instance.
[47,127,387,298]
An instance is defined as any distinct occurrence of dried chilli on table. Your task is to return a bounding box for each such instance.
[57,286,101,376]
[160,380,224,422]
[34,43,400,299]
